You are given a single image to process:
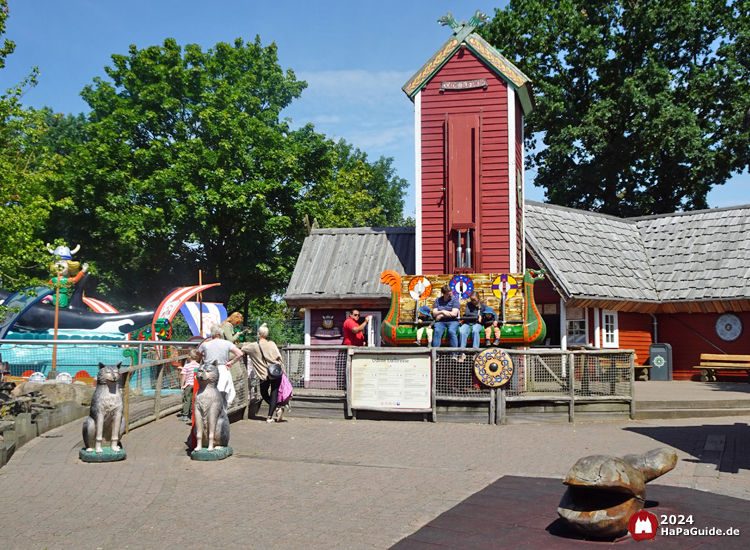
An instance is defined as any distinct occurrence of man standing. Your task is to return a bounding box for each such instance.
[343,310,370,346]
[432,285,460,348]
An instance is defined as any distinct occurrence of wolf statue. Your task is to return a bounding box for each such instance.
[193,360,230,452]
[82,362,126,453]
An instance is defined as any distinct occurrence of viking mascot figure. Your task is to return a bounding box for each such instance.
[46,243,89,308]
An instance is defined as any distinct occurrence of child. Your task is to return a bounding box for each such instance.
[178,349,201,421]
[482,306,501,346]
[415,305,434,346]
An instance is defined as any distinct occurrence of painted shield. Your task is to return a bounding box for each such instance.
[449,275,474,300]
[491,274,518,301]
[474,348,514,387]
[408,276,432,300]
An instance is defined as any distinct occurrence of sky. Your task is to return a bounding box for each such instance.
[3,0,747,217]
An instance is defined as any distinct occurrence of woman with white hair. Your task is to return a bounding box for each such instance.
[198,324,243,405]
[242,323,286,423]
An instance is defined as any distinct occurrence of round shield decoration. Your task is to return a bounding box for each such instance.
[450,275,474,300]
[492,274,518,301]
[408,276,433,300]
[474,348,514,388]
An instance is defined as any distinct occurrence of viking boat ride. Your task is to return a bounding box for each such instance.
[379,269,547,347]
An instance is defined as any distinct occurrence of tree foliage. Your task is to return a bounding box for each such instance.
[482,0,750,216]
[0,3,66,290]
[48,37,408,311]
[304,139,409,228]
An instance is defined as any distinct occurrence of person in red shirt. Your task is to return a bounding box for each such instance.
[342,309,370,346]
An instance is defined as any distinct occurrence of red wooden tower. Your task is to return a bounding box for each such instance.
[403,11,534,275]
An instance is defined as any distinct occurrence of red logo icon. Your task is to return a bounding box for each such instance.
[628,510,658,541]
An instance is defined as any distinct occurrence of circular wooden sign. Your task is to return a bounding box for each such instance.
[474,348,514,387]
[408,276,432,300]
[715,313,742,342]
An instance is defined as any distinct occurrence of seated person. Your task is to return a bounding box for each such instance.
[482,305,501,346]
[431,284,460,348]
[415,305,434,346]
[459,291,483,349]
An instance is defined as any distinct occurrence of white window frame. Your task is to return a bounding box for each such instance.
[565,306,587,346]
[602,310,619,349]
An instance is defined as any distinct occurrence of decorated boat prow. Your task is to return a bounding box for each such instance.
[380,269,547,347]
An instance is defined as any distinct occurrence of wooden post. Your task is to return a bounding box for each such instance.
[629,351,636,420]
[153,364,165,419]
[431,347,437,422]
[497,385,506,425]
[48,271,61,380]
[123,371,131,434]
[568,353,576,423]
[489,388,496,425]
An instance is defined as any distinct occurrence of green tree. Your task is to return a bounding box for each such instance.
[482,0,750,216]
[305,139,409,228]
[0,0,15,69]
[50,37,408,313]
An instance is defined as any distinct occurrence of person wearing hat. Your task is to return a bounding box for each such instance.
[482,305,501,346]
[415,305,434,346]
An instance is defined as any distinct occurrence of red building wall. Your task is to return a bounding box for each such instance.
[659,312,750,380]
[618,312,653,367]
[420,47,510,273]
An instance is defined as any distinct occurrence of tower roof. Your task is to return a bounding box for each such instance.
[402,10,535,115]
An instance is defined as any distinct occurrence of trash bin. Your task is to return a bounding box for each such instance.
[649,343,673,381]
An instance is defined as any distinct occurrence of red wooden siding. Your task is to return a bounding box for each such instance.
[659,312,750,380]
[420,47,510,273]
[618,312,653,366]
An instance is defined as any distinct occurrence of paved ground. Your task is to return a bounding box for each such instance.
[635,380,750,401]
[1,412,750,550]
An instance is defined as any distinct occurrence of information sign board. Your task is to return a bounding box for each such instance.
[350,353,432,411]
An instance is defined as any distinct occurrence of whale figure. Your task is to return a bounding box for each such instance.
[0,274,154,334]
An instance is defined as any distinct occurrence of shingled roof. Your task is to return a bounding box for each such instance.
[635,207,750,302]
[284,227,415,308]
[524,202,658,303]
[525,201,750,306]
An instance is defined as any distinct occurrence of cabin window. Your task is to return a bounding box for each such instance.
[565,306,587,346]
[602,310,618,348]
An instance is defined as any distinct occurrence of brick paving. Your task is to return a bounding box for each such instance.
[1,413,750,549]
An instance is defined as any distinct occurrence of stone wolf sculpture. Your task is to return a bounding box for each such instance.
[193,359,230,452]
[82,362,125,453]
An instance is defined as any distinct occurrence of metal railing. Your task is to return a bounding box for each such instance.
[281,344,635,422]
[0,339,254,431]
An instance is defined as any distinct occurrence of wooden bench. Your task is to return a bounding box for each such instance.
[694,354,750,382]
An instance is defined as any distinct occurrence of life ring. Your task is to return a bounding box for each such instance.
[408,276,432,300]
[492,274,518,300]
[449,275,473,300]
[474,348,514,387]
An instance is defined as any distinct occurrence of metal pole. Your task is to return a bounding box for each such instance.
[198,269,203,337]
